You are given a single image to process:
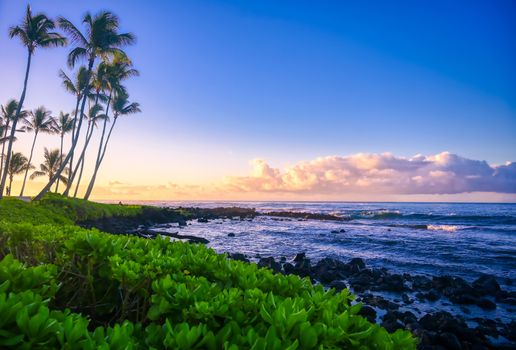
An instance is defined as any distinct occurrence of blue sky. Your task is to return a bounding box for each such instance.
[0,0,515,199]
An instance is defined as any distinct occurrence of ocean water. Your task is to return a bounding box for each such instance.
[139,201,516,290]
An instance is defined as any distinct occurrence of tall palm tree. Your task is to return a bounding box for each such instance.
[0,100,28,180]
[54,111,73,192]
[69,104,107,197]
[89,53,137,185]
[62,64,111,196]
[31,148,68,189]
[0,5,66,199]
[19,107,56,196]
[70,53,138,197]
[34,11,135,201]
[6,152,32,197]
[84,91,140,199]
[59,66,92,180]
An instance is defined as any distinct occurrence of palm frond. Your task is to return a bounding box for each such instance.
[30,170,46,180]
[39,31,67,48]
[57,16,88,47]
[59,69,78,94]
[67,47,88,68]
[9,152,31,175]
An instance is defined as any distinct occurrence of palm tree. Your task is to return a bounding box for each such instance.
[0,100,28,179]
[31,148,68,189]
[0,5,66,199]
[34,11,135,201]
[59,66,92,180]
[62,64,111,196]
[69,53,138,197]
[6,152,31,196]
[69,104,107,197]
[19,107,56,196]
[54,111,73,192]
[90,53,137,177]
[84,91,140,199]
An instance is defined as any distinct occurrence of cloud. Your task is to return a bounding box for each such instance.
[223,152,516,195]
[84,152,515,201]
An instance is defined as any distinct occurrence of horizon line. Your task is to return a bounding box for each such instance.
[96,198,516,205]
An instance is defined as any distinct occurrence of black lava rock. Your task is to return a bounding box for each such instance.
[412,275,433,290]
[476,298,496,310]
[328,280,348,291]
[359,305,376,323]
[293,252,306,262]
[258,257,281,272]
[473,275,501,296]
[228,253,249,262]
[311,258,348,283]
[437,332,462,350]
[348,257,366,272]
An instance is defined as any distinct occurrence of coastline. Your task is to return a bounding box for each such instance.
[81,206,516,349]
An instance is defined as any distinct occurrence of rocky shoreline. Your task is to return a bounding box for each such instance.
[228,252,516,349]
[78,205,257,234]
[81,207,516,349]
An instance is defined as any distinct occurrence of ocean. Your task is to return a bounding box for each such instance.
[134,201,516,291]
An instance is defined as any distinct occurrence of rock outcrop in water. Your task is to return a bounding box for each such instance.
[261,211,350,221]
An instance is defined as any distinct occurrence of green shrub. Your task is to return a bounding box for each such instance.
[0,221,417,349]
[0,290,145,349]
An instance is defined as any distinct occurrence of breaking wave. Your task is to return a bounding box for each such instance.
[426,224,459,232]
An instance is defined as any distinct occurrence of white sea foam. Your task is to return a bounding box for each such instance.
[427,224,458,232]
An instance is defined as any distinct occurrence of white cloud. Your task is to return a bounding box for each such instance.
[223,152,516,195]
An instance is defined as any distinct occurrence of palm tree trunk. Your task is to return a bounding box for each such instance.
[0,50,32,199]
[84,115,117,200]
[55,133,64,193]
[73,153,85,198]
[71,96,82,144]
[65,119,91,197]
[99,116,117,165]
[33,57,95,201]
[19,131,38,196]
[0,120,10,178]
[66,95,82,190]
[64,91,104,196]
[64,118,90,197]
[83,91,113,200]
[72,121,94,197]
[8,173,13,196]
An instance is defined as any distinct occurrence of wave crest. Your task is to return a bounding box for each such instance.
[427,224,459,232]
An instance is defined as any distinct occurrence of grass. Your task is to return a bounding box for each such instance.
[0,194,147,225]
[0,197,73,225]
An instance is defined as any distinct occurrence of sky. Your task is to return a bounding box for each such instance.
[0,0,515,201]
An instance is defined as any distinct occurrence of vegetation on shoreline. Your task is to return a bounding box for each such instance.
[0,194,142,225]
[0,196,417,349]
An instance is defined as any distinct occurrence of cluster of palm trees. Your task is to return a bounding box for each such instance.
[0,103,68,196]
[0,5,140,200]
